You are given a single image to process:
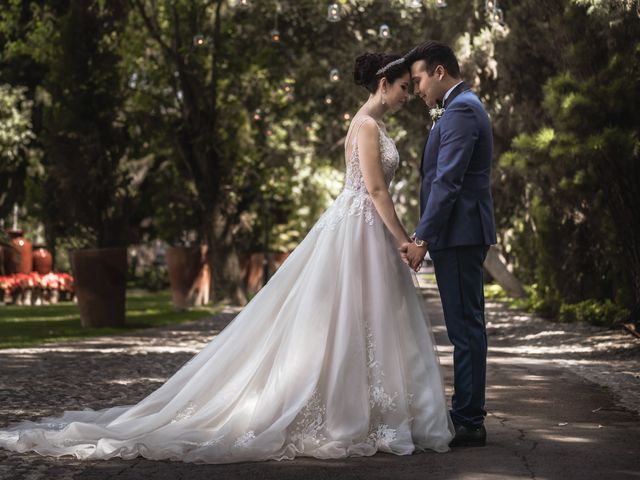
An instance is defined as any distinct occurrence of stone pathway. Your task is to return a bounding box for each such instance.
[0,278,638,479]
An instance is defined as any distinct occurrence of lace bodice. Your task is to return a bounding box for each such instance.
[315,119,399,231]
[344,120,399,193]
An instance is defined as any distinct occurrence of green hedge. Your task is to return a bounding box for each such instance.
[485,282,629,327]
[559,299,630,327]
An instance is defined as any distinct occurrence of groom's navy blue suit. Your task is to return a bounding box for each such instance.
[416,82,497,429]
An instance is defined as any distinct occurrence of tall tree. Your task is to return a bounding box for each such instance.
[122,0,487,304]
[497,0,640,314]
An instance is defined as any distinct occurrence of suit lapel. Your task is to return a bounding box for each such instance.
[443,81,470,109]
[420,83,470,177]
[420,130,429,175]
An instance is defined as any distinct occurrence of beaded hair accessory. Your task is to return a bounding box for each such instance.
[375,57,405,76]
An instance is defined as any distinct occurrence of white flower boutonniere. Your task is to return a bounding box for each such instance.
[429,106,445,123]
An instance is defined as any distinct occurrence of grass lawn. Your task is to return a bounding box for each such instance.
[418,269,513,303]
[0,291,222,349]
[418,272,437,283]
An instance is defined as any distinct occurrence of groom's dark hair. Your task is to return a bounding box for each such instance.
[404,41,460,78]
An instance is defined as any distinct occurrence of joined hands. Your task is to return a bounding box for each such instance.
[399,238,428,273]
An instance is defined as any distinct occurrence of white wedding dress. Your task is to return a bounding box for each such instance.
[0,118,454,464]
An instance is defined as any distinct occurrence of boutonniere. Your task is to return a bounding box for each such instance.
[429,106,445,123]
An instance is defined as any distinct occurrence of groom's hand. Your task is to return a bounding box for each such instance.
[406,243,428,272]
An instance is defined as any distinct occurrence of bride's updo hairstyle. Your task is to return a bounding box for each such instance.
[353,53,409,94]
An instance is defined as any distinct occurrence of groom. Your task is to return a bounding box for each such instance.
[400,41,497,447]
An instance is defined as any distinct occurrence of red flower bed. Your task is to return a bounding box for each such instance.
[0,272,75,305]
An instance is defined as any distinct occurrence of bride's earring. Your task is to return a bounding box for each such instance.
[382,89,387,105]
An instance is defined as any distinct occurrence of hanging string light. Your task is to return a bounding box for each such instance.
[327,3,341,22]
[408,0,422,8]
[282,83,295,102]
[324,94,334,105]
[378,24,390,39]
[193,34,206,47]
[435,0,447,7]
[343,113,351,120]
[484,0,505,27]
[329,68,340,82]
[253,108,262,121]
[232,0,251,9]
[128,72,138,89]
[270,5,281,42]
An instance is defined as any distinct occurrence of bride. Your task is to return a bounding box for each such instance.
[0,53,454,464]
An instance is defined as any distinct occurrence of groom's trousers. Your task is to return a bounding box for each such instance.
[429,245,489,429]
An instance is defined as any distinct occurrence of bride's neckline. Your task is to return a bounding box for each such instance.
[345,115,391,161]
[345,114,391,160]
[350,115,389,141]
[353,114,385,130]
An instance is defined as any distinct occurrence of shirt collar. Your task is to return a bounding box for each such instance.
[442,81,464,105]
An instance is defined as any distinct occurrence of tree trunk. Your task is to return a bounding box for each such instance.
[166,245,209,310]
[208,206,247,305]
[484,245,527,299]
[208,243,246,306]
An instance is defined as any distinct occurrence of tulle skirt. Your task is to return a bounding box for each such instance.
[0,188,454,464]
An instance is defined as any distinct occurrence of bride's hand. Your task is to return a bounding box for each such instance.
[398,240,412,265]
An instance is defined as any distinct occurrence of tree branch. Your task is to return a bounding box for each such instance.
[128,0,174,57]
[210,0,223,131]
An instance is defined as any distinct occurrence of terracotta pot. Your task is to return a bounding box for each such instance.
[71,247,127,328]
[243,251,292,295]
[271,251,290,270]
[166,245,209,310]
[4,229,32,274]
[32,245,53,275]
[243,253,266,296]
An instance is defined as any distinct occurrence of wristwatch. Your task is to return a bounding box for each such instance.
[412,232,426,248]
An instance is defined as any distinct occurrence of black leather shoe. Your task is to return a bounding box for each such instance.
[449,424,487,447]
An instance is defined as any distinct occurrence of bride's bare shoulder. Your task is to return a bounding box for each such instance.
[352,115,379,139]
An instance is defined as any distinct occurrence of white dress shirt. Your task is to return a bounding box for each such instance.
[443,81,463,105]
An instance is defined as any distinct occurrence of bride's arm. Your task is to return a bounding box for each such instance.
[358,119,411,247]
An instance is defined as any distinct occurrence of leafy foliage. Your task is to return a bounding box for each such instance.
[495,0,640,319]
[1,0,638,314]
[0,83,38,219]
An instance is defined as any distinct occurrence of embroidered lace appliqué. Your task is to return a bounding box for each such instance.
[344,127,399,193]
[51,437,85,448]
[364,321,398,414]
[171,401,197,423]
[314,124,398,231]
[290,389,327,444]
[314,190,375,230]
[287,388,398,450]
[368,423,397,447]
[282,318,401,449]
[233,430,256,447]
[39,421,69,431]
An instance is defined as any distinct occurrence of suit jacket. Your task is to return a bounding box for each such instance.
[416,83,497,251]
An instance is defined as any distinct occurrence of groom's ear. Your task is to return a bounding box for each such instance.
[434,65,446,80]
